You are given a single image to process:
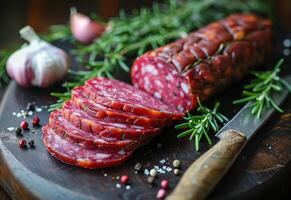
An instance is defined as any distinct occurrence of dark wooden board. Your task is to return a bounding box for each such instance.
[0,41,291,200]
[0,80,290,200]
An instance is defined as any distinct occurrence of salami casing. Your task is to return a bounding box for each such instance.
[85,77,184,119]
[49,111,137,150]
[131,14,273,112]
[43,126,132,169]
[72,86,170,127]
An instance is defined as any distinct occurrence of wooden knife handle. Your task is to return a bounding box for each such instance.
[167,129,247,200]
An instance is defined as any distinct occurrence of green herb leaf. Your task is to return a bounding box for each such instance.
[175,98,228,151]
[49,0,273,110]
[234,59,291,118]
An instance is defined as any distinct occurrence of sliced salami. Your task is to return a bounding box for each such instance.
[49,111,137,150]
[43,126,132,169]
[62,101,161,142]
[84,77,184,120]
[72,86,170,128]
[132,14,273,112]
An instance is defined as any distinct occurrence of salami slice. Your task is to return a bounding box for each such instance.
[84,77,184,120]
[132,14,273,112]
[49,111,137,150]
[43,126,132,169]
[62,101,161,142]
[72,86,170,128]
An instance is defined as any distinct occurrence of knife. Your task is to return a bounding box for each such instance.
[167,75,291,200]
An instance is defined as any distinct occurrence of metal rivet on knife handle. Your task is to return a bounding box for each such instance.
[166,129,247,200]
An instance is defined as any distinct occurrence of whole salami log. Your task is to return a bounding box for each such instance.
[131,14,273,112]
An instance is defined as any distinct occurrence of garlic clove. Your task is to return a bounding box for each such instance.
[6,26,70,88]
[70,7,106,44]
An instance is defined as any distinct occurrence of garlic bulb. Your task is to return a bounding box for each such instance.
[70,7,106,44]
[6,26,70,88]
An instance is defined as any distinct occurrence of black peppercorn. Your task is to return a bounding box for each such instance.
[134,163,142,171]
[15,127,22,135]
[26,102,36,111]
[28,140,35,148]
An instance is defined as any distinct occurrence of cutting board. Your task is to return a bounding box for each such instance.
[0,43,291,199]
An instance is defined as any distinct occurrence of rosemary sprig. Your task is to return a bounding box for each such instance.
[41,24,72,42]
[175,99,228,151]
[233,59,291,118]
[50,0,272,110]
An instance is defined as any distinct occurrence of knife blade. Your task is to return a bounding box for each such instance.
[216,75,291,140]
[167,75,291,200]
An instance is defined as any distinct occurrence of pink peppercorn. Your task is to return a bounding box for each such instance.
[19,139,27,148]
[21,120,28,129]
[120,175,129,184]
[32,116,40,126]
[156,189,166,199]
[160,180,169,189]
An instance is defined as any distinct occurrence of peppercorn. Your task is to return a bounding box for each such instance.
[161,180,169,189]
[173,160,181,168]
[19,139,27,148]
[134,162,142,171]
[147,176,155,184]
[156,189,166,199]
[173,169,180,175]
[15,127,22,136]
[28,140,35,148]
[120,175,129,184]
[26,102,36,111]
[21,120,29,129]
[150,169,157,177]
[32,116,40,126]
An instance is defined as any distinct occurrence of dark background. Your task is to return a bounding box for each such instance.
[0,0,290,200]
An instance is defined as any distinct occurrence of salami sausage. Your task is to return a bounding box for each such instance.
[49,111,137,150]
[42,126,132,169]
[72,86,170,128]
[43,14,274,169]
[84,77,184,120]
[62,101,161,142]
[131,14,273,112]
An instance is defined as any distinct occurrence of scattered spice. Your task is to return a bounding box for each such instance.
[159,159,166,164]
[32,116,40,126]
[134,162,142,171]
[150,169,157,177]
[18,139,26,148]
[147,176,155,184]
[20,120,29,129]
[156,189,166,199]
[144,169,150,176]
[120,175,129,184]
[7,127,15,131]
[28,140,35,148]
[125,185,131,190]
[15,127,22,136]
[174,169,180,175]
[173,160,181,168]
[26,102,36,111]
[161,180,169,190]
